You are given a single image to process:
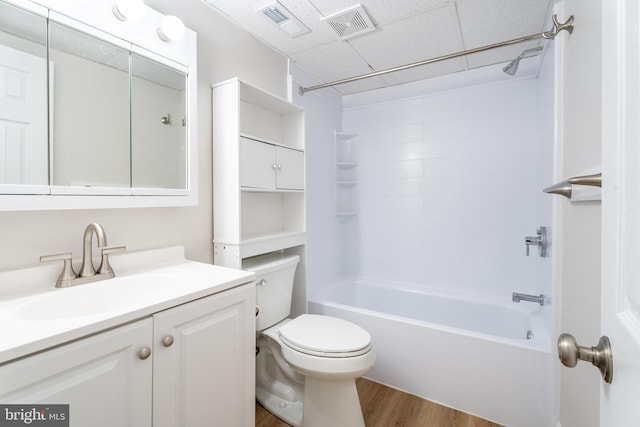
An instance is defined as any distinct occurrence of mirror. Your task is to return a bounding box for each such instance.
[0,1,48,190]
[131,53,187,191]
[49,20,131,189]
[0,0,196,207]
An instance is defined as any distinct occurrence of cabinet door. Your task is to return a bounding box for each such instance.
[0,319,153,427]
[275,146,304,190]
[239,137,275,189]
[153,284,256,427]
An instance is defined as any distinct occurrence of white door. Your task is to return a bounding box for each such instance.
[0,43,48,187]
[275,146,304,190]
[601,0,640,424]
[239,137,276,189]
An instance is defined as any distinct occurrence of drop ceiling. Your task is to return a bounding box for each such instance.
[203,0,554,95]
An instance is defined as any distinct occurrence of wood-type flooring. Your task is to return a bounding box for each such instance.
[255,378,504,427]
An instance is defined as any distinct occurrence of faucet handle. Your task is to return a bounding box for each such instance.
[40,253,77,288]
[97,246,126,275]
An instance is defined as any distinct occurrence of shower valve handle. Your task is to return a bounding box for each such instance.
[525,226,547,257]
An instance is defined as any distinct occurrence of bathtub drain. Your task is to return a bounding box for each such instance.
[526,330,534,340]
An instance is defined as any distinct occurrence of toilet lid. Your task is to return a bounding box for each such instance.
[278,314,372,358]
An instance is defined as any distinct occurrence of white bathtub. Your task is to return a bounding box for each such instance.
[308,279,554,427]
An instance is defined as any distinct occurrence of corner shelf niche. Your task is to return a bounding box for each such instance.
[335,132,358,221]
[212,78,306,268]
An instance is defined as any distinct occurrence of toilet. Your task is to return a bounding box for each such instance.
[245,252,375,427]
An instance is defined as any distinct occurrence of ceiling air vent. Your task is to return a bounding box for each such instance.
[322,4,375,40]
[259,2,310,38]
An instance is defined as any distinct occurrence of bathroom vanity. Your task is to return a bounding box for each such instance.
[0,247,256,427]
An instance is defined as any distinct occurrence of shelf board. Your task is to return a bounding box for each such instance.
[240,231,306,258]
[240,133,304,152]
[336,162,357,168]
[241,187,304,193]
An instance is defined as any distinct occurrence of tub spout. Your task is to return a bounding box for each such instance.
[512,292,546,306]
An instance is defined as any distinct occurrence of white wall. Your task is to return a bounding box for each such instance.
[0,0,287,270]
[342,74,541,300]
[288,63,345,300]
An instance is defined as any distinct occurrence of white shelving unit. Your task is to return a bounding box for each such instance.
[335,132,358,220]
[212,78,306,268]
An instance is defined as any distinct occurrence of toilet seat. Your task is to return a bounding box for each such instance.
[279,314,372,358]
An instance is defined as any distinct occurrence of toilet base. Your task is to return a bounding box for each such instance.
[302,377,365,427]
[256,386,303,427]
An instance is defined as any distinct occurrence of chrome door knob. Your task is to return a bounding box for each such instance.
[162,335,175,347]
[558,333,613,384]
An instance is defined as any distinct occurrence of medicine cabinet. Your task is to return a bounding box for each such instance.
[0,0,197,210]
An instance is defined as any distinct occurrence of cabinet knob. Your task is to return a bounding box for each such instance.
[162,335,175,347]
[138,347,152,360]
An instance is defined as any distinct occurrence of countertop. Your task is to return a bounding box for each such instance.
[0,246,255,363]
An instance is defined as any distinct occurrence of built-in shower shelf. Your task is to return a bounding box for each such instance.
[336,212,357,221]
[336,162,357,168]
[335,131,358,218]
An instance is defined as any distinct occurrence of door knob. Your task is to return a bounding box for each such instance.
[557,333,613,384]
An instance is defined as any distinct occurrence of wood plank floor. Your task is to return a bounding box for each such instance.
[256,378,504,427]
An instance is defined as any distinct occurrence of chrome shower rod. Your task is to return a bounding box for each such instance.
[298,14,574,95]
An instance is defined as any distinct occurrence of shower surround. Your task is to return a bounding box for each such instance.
[292,57,556,427]
[343,78,541,300]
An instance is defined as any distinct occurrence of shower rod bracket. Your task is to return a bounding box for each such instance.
[298,14,575,95]
[542,14,574,40]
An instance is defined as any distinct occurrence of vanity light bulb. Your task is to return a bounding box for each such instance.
[113,0,146,22]
[158,15,185,42]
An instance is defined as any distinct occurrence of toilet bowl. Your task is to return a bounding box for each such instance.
[245,253,375,427]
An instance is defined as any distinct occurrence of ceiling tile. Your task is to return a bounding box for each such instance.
[455,0,552,48]
[308,0,452,25]
[348,4,464,71]
[204,0,555,92]
[290,40,372,81]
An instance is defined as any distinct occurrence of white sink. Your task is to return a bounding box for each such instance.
[0,245,255,363]
[15,272,182,320]
[16,288,131,320]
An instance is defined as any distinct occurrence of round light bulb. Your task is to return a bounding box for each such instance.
[113,0,146,22]
[158,15,185,42]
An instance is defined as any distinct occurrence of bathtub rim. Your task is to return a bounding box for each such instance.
[309,277,552,353]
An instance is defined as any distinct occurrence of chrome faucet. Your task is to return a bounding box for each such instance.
[40,223,126,288]
[79,223,108,278]
[525,226,548,257]
[512,292,547,306]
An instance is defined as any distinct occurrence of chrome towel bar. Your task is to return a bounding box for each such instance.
[543,172,602,199]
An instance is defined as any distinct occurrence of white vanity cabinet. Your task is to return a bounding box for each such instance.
[240,137,304,190]
[0,318,154,426]
[0,283,255,427]
[153,283,255,427]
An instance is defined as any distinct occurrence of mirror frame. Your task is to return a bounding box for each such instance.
[0,0,198,210]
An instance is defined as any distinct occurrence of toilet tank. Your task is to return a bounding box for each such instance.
[243,252,300,331]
